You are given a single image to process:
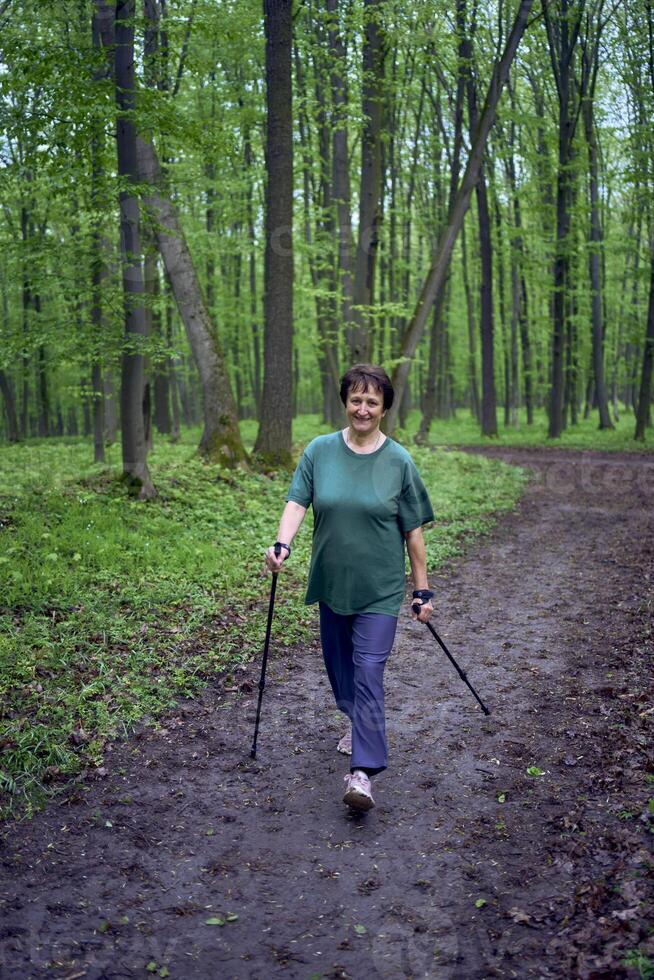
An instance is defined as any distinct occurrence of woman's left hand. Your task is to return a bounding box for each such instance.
[411,599,433,623]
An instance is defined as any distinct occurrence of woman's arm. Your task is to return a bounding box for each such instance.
[404,526,433,622]
[265,500,307,571]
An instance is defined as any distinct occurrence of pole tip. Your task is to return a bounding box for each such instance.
[250,748,256,759]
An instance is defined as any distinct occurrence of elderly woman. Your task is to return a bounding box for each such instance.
[265,364,434,812]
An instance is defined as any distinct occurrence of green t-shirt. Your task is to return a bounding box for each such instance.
[286,432,434,617]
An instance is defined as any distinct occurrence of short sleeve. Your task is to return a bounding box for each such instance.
[397,459,434,532]
[286,446,313,507]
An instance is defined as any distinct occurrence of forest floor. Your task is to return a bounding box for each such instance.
[0,447,653,980]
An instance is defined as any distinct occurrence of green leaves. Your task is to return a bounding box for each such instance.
[205,913,238,926]
[146,963,169,977]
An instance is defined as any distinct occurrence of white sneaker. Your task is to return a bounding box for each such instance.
[337,730,352,755]
[343,770,375,812]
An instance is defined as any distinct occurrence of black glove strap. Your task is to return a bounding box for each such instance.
[275,541,291,558]
[412,589,434,602]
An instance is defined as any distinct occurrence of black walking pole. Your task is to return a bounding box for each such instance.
[412,603,491,716]
[251,543,282,759]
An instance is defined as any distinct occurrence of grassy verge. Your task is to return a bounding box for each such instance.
[0,421,527,821]
[398,405,653,453]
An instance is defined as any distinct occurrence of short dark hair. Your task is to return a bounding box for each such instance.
[339,363,394,410]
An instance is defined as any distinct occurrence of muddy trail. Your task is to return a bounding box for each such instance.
[1,448,653,980]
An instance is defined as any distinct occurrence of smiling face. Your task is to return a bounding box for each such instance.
[345,383,386,435]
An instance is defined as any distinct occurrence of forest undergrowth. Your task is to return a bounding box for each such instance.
[0,418,527,821]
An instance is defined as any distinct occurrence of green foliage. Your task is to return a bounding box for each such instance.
[1,0,653,445]
[623,949,654,980]
[400,408,652,452]
[0,417,525,820]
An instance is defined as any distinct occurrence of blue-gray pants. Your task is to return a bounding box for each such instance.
[319,602,398,774]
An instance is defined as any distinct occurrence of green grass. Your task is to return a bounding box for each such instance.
[0,419,527,821]
[398,404,653,453]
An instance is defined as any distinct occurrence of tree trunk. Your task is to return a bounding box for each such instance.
[384,0,534,435]
[467,32,497,439]
[461,220,481,421]
[36,337,50,438]
[104,373,118,444]
[296,41,341,427]
[136,137,247,465]
[416,282,449,442]
[349,0,386,361]
[543,0,585,438]
[0,370,19,441]
[243,121,261,415]
[581,46,612,429]
[635,244,654,440]
[115,0,155,498]
[20,204,31,438]
[326,0,354,357]
[90,0,113,463]
[254,0,294,467]
[503,101,532,426]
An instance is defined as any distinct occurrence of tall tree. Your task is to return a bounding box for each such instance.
[114,0,155,498]
[466,5,498,437]
[90,0,114,463]
[634,0,654,440]
[580,2,612,429]
[385,0,534,435]
[348,0,386,361]
[254,0,294,466]
[543,0,586,438]
[137,139,248,465]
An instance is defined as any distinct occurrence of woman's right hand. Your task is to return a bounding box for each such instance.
[264,544,288,573]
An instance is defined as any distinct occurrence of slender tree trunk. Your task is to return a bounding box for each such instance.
[476,174,498,436]
[296,42,340,426]
[385,0,533,435]
[349,0,386,361]
[164,279,181,441]
[635,243,654,440]
[0,371,19,441]
[254,0,294,466]
[461,221,481,421]
[90,0,114,463]
[467,38,498,438]
[326,0,354,356]
[137,138,247,465]
[243,122,261,414]
[103,373,118,444]
[543,0,585,438]
[20,205,31,438]
[115,0,155,498]
[582,81,612,428]
[417,283,449,442]
[36,336,49,438]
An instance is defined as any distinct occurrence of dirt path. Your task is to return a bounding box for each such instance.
[1,449,653,980]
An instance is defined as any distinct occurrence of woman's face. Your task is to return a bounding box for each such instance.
[345,384,386,434]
